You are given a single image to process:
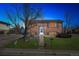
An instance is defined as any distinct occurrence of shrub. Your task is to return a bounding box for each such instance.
[49,37,54,40]
[56,33,72,38]
[44,36,54,48]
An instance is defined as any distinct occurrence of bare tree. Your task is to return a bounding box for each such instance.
[64,11,72,34]
[5,9,20,34]
[16,4,42,40]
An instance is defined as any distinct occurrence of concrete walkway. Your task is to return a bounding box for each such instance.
[0,48,79,56]
[0,34,23,47]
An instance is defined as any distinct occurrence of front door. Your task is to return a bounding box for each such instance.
[38,26,45,47]
[39,26,45,36]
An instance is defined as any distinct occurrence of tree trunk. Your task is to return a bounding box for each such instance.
[23,25,28,41]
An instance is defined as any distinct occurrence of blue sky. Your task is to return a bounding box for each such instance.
[0,3,79,27]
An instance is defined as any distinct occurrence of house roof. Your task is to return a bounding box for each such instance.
[0,21,10,25]
[30,20,63,23]
[40,20,63,22]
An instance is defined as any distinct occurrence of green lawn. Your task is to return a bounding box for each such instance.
[44,37,79,50]
[5,39,39,48]
[4,37,79,50]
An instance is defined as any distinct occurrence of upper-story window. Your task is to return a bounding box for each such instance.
[47,21,62,28]
[47,22,58,28]
[55,22,57,28]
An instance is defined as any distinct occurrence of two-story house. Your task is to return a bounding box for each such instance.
[28,20,63,37]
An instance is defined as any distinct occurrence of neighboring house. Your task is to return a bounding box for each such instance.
[28,20,63,37]
[0,21,10,34]
[72,27,79,34]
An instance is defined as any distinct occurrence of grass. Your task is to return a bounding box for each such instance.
[44,37,79,50]
[4,36,79,50]
[5,38,39,48]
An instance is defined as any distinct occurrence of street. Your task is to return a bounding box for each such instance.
[0,48,79,56]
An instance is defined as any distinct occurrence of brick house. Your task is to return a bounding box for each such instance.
[28,20,63,37]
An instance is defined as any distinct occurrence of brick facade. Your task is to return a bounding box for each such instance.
[28,20,63,37]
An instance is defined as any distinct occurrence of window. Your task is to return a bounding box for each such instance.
[55,22,57,28]
[47,22,58,28]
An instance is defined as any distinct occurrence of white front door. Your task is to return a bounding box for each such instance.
[39,26,44,36]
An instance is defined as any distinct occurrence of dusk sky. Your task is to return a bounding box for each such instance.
[0,3,79,27]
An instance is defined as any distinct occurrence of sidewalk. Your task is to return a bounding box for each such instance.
[0,48,79,56]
